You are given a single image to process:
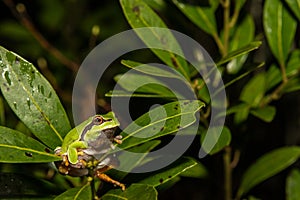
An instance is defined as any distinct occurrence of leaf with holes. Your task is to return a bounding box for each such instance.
[0,126,60,163]
[0,46,71,149]
[139,157,204,187]
[118,100,204,150]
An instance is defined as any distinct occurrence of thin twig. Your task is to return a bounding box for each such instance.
[222,0,230,56]
[3,0,79,72]
[223,146,232,200]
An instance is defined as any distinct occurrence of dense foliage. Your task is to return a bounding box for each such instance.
[0,0,300,199]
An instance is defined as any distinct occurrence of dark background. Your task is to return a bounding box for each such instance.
[0,0,299,199]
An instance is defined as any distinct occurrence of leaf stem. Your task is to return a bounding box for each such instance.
[224,146,232,200]
[222,0,230,56]
[261,80,288,107]
[229,2,240,28]
[279,62,288,83]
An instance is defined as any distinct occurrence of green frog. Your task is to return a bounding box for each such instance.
[54,112,125,190]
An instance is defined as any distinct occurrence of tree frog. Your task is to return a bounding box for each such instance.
[54,112,125,190]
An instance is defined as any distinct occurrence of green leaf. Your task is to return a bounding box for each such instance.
[221,103,249,117]
[102,183,157,200]
[121,60,186,80]
[54,183,92,200]
[217,41,262,66]
[117,60,194,99]
[120,0,190,79]
[0,46,71,149]
[266,50,300,91]
[234,105,250,124]
[172,0,217,36]
[0,97,5,125]
[227,15,255,74]
[237,146,300,198]
[118,100,204,150]
[105,90,176,98]
[180,158,208,178]
[286,169,300,200]
[285,0,300,21]
[235,0,246,12]
[240,72,266,107]
[282,78,300,93]
[286,49,300,77]
[139,157,199,187]
[107,140,161,180]
[113,73,179,98]
[0,126,61,163]
[250,106,276,122]
[200,126,231,155]
[263,0,297,66]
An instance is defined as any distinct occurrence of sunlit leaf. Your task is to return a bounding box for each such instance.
[0,46,71,149]
[0,126,60,163]
[237,146,300,198]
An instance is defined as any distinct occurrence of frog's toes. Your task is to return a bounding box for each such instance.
[113,136,122,145]
[54,147,62,155]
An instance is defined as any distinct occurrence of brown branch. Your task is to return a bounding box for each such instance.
[3,0,79,72]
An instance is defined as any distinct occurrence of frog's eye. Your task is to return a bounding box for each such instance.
[93,116,104,125]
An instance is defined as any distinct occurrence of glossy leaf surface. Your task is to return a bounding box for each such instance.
[285,0,300,21]
[0,46,71,149]
[139,157,201,186]
[172,0,217,36]
[118,100,204,150]
[54,183,91,200]
[0,126,60,163]
[263,0,297,66]
[120,0,189,79]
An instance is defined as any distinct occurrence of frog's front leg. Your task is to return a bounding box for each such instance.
[67,141,88,164]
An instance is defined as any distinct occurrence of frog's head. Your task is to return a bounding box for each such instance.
[81,112,120,142]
